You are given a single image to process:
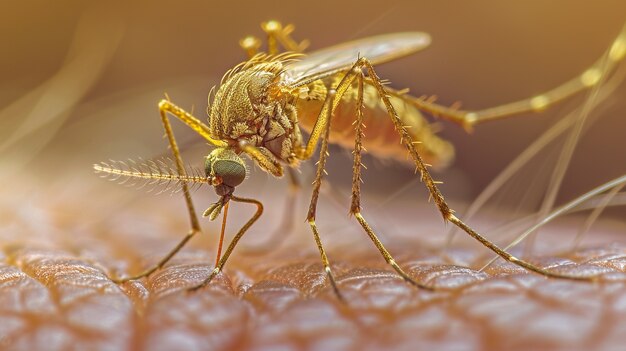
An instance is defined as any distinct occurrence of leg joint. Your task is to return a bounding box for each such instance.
[158,98,172,111]
[508,256,520,264]
[355,57,369,65]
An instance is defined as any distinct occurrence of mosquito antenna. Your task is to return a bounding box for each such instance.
[215,201,230,267]
[94,158,208,194]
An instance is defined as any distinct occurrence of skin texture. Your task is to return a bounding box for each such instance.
[2,2,625,350]
[1,181,625,351]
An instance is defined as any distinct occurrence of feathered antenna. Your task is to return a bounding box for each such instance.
[93,157,208,195]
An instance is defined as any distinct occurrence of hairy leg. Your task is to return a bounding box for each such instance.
[110,99,213,282]
[356,57,601,282]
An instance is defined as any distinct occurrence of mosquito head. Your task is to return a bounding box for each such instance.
[205,147,247,196]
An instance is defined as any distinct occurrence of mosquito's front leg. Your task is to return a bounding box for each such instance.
[110,99,222,283]
[188,195,263,291]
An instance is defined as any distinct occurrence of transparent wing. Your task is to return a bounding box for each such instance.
[281,32,431,86]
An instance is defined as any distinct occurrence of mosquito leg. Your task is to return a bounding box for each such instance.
[260,21,309,55]
[298,67,360,160]
[358,58,600,282]
[239,21,308,58]
[390,24,625,130]
[294,64,405,298]
[111,230,199,283]
[349,69,433,290]
[189,195,263,291]
[242,167,301,254]
[299,89,345,300]
[239,142,284,177]
[239,35,262,58]
[157,99,227,148]
[110,99,211,283]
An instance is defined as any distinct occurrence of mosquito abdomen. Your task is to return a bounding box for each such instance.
[298,81,455,168]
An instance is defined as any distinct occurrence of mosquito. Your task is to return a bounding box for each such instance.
[94,21,626,297]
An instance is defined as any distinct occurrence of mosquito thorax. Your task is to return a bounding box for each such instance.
[205,148,247,196]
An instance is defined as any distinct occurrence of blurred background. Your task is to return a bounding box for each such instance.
[1,0,625,248]
[1,4,625,349]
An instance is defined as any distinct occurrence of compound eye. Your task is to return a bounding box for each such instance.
[205,148,247,189]
[213,159,246,188]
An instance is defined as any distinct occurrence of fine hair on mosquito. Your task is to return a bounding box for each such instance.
[94,20,626,299]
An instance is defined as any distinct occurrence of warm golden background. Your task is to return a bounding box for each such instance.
[1,1,625,350]
[2,1,625,207]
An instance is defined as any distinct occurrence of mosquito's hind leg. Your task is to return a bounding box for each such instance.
[394,24,626,130]
[358,58,601,283]
[239,21,309,58]
[110,99,218,283]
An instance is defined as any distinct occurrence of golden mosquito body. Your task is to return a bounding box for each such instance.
[95,21,626,297]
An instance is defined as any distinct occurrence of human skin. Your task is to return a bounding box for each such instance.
[2,2,625,350]
[1,181,625,351]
